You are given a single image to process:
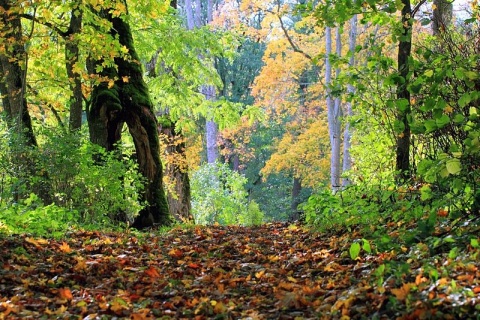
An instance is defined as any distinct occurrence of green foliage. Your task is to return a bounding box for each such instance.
[191,162,264,226]
[408,28,480,217]
[36,128,145,224]
[0,193,75,238]
[0,126,145,234]
[303,182,443,239]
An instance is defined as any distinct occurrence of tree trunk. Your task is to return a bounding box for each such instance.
[144,0,191,222]
[342,14,358,187]
[0,0,37,147]
[186,0,219,163]
[66,3,83,131]
[290,176,302,220]
[395,0,412,182]
[159,120,192,222]
[88,4,172,229]
[432,0,452,35]
[325,26,342,191]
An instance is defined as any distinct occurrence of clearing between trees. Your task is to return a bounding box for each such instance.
[0,222,479,319]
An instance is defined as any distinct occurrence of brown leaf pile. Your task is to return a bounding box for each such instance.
[0,223,479,319]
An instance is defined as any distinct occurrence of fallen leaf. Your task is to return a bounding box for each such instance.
[391,283,415,301]
[144,266,160,278]
[59,242,72,253]
[58,287,73,301]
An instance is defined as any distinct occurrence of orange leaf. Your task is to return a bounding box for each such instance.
[144,266,160,278]
[437,209,448,217]
[131,309,150,320]
[415,274,427,286]
[168,248,183,258]
[58,288,73,301]
[391,283,415,301]
[473,287,480,294]
[188,263,201,269]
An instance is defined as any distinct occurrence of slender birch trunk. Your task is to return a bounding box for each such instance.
[326,26,342,191]
[185,0,219,163]
[342,14,358,187]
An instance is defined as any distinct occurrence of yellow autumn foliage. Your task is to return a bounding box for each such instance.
[262,118,330,188]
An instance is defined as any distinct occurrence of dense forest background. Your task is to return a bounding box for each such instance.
[0,0,479,235]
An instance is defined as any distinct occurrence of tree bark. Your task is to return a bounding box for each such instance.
[159,120,192,222]
[185,0,219,163]
[325,26,342,191]
[147,0,192,222]
[88,4,172,228]
[66,3,83,131]
[395,0,412,182]
[432,0,452,35]
[290,176,302,220]
[0,0,37,147]
[342,14,358,187]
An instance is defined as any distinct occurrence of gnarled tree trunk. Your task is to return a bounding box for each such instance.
[88,4,172,229]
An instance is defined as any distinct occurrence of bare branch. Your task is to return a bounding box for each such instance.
[412,0,428,17]
[277,15,312,61]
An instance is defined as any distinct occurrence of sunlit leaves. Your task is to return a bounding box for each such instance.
[261,119,330,188]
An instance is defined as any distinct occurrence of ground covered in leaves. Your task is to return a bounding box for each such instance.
[0,222,479,319]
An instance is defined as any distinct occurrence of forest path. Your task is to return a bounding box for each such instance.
[0,222,478,319]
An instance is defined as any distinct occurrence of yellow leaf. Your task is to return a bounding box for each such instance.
[122,76,129,83]
[110,298,128,314]
[59,242,72,253]
[213,301,227,314]
[444,105,453,114]
[255,270,265,279]
[25,237,48,246]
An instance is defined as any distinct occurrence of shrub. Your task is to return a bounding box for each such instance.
[191,162,264,226]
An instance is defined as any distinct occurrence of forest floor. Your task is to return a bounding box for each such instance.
[0,222,479,319]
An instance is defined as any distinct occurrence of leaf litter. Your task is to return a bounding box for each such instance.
[0,222,479,319]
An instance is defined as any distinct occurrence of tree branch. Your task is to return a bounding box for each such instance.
[412,0,428,17]
[277,15,312,61]
[19,13,70,38]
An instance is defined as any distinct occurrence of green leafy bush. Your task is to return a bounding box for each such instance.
[0,193,75,237]
[191,162,264,225]
[0,127,145,234]
[35,128,145,225]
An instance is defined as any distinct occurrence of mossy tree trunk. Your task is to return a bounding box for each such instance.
[145,0,192,223]
[0,0,37,147]
[88,3,172,228]
[0,0,53,203]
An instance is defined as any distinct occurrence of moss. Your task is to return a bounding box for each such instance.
[94,88,122,112]
[121,82,151,109]
[158,116,173,129]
